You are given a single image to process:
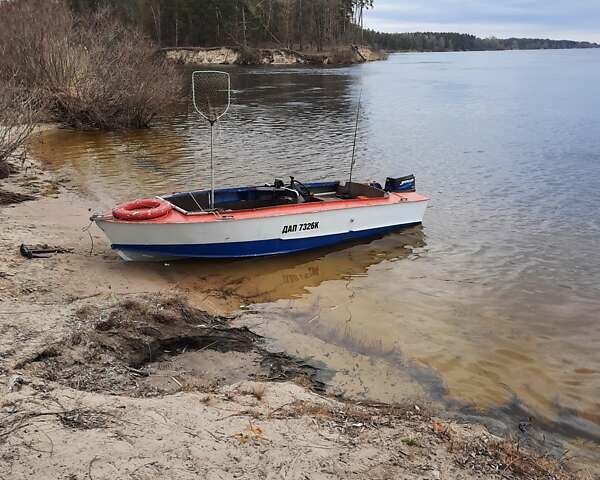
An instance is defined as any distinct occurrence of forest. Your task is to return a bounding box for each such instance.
[68,0,374,51]
[363,30,599,52]
[67,0,598,52]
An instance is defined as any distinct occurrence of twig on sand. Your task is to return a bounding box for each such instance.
[204,429,224,442]
[296,442,337,450]
[0,408,118,438]
[125,366,148,377]
[88,455,99,480]
[216,410,253,421]
[266,401,296,418]
[0,308,48,316]
[130,460,159,476]
[0,421,33,438]
[67,292,104,303]
[39,428,55,456]
[171,376,183,388]
[283,454,300,479]
[501,457,517,479]
[200,340,219,351]
[82,221,94,255]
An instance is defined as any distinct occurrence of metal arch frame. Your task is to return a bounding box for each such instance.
[191,70,232,210]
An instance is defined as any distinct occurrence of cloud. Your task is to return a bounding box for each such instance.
[364,0,600,42]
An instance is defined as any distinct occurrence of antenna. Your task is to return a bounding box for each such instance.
[192,71,231,210]
[348,90,362,184]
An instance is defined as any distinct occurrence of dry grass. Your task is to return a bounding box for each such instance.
[485,438,572,480]
[0,400,113,440]
[284,401,336,420]
[0,189,36,206]
[238,383,268,401]
[274,400,579,479]
[432,417,575,480]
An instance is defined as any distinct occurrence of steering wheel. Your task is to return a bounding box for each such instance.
[291,178,311,202]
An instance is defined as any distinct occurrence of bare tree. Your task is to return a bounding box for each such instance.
[0,0,182,130]
[0,81,41,178]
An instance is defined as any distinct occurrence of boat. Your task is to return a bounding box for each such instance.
[92,175,428,261]
[92,71,428,261]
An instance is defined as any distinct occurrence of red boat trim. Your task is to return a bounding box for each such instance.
[103,192,429,224]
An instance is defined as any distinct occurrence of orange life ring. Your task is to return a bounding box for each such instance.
[112,198,172,221]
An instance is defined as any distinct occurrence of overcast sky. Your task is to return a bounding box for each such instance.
[364,0,600,43]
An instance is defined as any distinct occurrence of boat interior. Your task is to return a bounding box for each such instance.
[161,178,388,214]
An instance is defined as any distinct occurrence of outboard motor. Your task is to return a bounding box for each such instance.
[384,174,416,193]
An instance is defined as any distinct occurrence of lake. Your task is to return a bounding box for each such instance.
[31,49,600,460]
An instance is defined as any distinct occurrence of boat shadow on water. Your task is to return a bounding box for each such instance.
[144,224,427,305]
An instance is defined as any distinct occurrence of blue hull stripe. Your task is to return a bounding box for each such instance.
[112,222,421,259]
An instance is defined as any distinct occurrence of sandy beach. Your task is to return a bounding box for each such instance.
[0,152,586,479]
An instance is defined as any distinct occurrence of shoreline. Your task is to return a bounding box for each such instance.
[160,45,600,68]
[162,45,387,66]
[0,153,586,479]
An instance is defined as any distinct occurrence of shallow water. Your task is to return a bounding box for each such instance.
[31,50,600,457]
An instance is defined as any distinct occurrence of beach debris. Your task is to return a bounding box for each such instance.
[7,374,25,392]
[19,243,73,259]
[233,420,265,444]
[237,382,267,401]
[59,409,109,430]
[0,189,35,205]
[16,296,324,397]
[519,416,535,434]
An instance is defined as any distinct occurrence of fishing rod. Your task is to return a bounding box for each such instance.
[348,89,362,184]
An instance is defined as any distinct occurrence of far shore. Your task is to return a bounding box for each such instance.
[161,44,600,68]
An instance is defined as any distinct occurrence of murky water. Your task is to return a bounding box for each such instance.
[31,50,600,458]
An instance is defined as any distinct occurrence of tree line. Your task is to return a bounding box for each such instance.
[67,1,598,52]
[363,30,599,52]
[68,0,373,51]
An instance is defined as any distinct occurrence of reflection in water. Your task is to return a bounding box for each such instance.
[160,226,426,305]
[31,65,364,206]
[29,51,600,463]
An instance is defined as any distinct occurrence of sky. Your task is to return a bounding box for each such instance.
[364,0,600,43]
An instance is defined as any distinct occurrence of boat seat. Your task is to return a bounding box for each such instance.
[336,182,386,199]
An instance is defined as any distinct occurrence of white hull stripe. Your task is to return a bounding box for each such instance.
[113,222,422,260]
